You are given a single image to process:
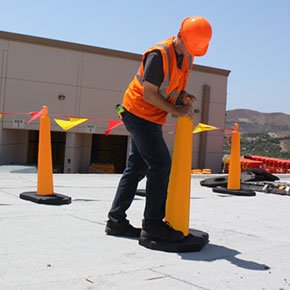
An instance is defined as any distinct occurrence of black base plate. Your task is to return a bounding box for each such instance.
[138,229,209,253]
[20,191,71,205]
[135,189,146,196]
[212,186,256,196]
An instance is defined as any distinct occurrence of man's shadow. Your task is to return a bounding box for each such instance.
[179,239,270,271]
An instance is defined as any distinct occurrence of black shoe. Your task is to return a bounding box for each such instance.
[105,220,141,238]
[140,221,184,242]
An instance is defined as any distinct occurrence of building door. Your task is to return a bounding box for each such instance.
[27,130,66,173]
[90,134,128,173]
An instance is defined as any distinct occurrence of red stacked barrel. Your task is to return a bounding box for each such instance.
[224,155,290,174]
[244,155,290,174]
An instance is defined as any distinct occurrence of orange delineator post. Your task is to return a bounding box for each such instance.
[227,123,241,190]
[20,105,71,205]
[37,106,54,195]
[165,116,193,236]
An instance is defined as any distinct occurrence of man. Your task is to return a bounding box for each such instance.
[106,16,212,242]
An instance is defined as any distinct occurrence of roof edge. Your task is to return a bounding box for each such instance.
[0,30,230,76]
[192,63,230,76]
[0,30,141,61]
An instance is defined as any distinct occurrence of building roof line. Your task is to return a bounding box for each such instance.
[0,30,230,76]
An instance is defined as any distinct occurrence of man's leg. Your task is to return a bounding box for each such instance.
[120,111,184,241]
[108,139,147,223]
[106,128,148,237]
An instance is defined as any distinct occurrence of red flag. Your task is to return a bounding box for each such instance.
[168,125,177,134]
[105,120,123,135]
[27,109,46,124]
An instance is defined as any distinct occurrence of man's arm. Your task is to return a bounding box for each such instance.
[143,81,194,120]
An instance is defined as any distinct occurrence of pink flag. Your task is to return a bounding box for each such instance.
[27,109,46,124]
[105,120,123,135]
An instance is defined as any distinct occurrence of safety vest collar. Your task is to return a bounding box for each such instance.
[136,37,192,100]
[157,38,192,100]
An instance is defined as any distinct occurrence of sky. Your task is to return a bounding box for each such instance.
[0,0,289,114]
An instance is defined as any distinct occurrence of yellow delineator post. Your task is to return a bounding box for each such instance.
[165,116,193,236]
[37,106,54,195]
[227,123,241,190]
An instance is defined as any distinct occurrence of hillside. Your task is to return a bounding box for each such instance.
[224,109,290,159]
[226,109,290,136]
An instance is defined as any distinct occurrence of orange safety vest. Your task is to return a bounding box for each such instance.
[122,37,193,125]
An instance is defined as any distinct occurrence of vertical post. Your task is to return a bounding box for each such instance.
[37,106,54,195]
[213,122,255,197]
[198,85,211,169]
[165,116,193,236]
[227,123,241,190]
[20,105,71,205]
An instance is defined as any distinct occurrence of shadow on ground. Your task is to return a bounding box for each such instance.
[179,243,270,271]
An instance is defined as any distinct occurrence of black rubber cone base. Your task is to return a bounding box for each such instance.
[20,191,71,205]
[212,186,256,196]
[135,189,146,197]
[139,229,209,253]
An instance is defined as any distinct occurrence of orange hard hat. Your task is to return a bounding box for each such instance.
[180,16,212,56]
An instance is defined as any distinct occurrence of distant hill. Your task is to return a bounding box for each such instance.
[226,109,290,137]
[224,109,290,159]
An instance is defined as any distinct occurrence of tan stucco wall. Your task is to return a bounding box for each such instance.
[0,31,230,173]
[64,132,92,173]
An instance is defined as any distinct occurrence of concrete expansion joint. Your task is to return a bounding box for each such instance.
[83,267,209,289]
[90,267,148,279]
[18,276,97,289]
[0,189,23,197]
[68,214,105,226]
[148,268,210,290]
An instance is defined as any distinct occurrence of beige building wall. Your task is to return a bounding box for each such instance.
[0,31,230,173]
[64,132,92,173]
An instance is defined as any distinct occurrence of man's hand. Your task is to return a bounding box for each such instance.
[175,102,194,120]
[173,91,196,120]
[143,82,197,121]
[179,90,197,103]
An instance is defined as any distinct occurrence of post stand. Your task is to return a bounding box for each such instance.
[139,229,209,253]
[20,192,71,205]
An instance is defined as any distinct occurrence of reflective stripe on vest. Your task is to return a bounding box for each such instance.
[136,44,192,100]
[156,43,172,99]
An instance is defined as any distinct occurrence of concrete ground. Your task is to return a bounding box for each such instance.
[0,171,290,290]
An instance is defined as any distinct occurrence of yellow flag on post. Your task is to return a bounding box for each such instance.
[193,123,218,134]
[0,114,2,119]
[54,118,88,131]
